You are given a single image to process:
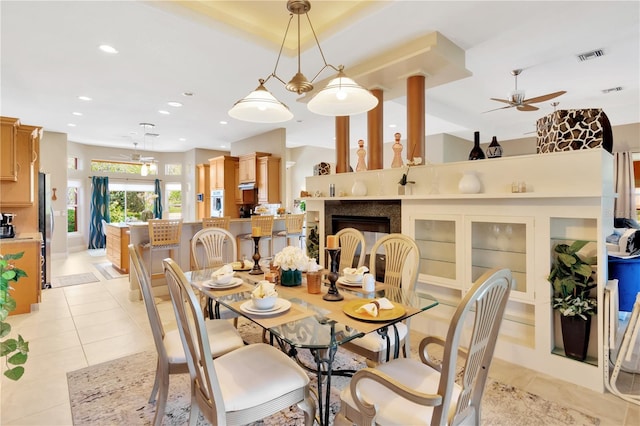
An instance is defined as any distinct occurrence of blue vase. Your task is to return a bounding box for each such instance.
[281,269,302,287]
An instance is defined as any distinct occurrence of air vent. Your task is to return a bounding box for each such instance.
[602,86,623,94]
[577,49,604,62]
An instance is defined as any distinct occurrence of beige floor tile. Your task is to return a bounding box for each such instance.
[1,345,87,385]
[8,316,77,340]
[27,329,81,357]
[0,372,70,423]
[68,298,121,316]
[76,316,143,344]
[624,402,640,425]
[72,306,131,329]
[2,401,72,426]
[488,357,537,389]
[82,330,154,365]
[62,281,107,297]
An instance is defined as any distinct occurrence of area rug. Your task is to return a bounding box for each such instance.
[68,323,600,426]
[94,262,127,280]
[87,248,106,257]
[51,272,99,288]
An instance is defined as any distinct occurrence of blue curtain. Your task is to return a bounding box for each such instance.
[153,179,163,219]
[88,176,110,249]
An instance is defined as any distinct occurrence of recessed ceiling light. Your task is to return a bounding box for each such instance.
[72,112,83,116]
[179,138,186,142]
[67,123,76,127]
[389,124,397,128]
[167,101,183,107]
[99,44,118,54]
[219,121,228,125]
[78,96,92,101]
[158,110,170,115]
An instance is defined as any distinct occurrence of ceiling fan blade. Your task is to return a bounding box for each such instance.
[489,97,514,105]
[482,105,514,113]
[517,104,539,112]
[523,90,567,104]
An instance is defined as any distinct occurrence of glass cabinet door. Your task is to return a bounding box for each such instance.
[413,215,463,288]
[466,216,534,302]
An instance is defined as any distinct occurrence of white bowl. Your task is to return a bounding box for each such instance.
[252,295,277,310]
[344,273,363,283]
[212,272,234,285]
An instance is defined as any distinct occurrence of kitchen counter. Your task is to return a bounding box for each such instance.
[0,232,42,244]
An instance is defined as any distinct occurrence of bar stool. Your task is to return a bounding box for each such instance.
[145,219,183,283]
[274,214,305,250]
[236,215,274,260]
[202,216,230,230]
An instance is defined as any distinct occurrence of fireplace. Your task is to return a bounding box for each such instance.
[324,200,401,277]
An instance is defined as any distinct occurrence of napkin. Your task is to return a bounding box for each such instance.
[355,297,394,317]
[343,266,369,275]
[211,264,233,279]
[252,281,278,299]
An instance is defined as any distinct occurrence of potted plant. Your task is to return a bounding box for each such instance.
[0,251,30,380]
[547,240,597,361]
[273,246,309,287]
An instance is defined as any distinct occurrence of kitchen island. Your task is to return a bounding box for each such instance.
[127,217,286,300]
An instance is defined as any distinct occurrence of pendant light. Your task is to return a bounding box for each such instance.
[228,0,377,123]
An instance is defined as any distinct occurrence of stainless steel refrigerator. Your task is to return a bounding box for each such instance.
[38,172,53,288]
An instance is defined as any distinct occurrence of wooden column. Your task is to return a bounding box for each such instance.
[367,89,384,170]
[335,116,350,173]
[407,75,425,162]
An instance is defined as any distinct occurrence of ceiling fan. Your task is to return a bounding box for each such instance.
[484,69,566,113]
[116,141,155,163]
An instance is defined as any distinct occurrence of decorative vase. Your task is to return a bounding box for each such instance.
[280,269,302,287]
[468,131,485,160]
[351,179,367,196]
[560,315,591,361]
[486,136,503,158]
[391,132,404,168]
[458,171,481,194]
[355,139,367,172]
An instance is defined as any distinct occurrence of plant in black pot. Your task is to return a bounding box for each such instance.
[547,240,597,361]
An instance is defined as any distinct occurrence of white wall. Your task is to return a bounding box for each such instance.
[39,131,68,256]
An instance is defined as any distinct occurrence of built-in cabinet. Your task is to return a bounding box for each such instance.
[257,155,281,204]
[106,224,130,273]
[0,119,41,207]
[195,164,210,220]
[234,161,255,205]
[208,155,240,218]
[238,152,271,184]
[1,237,42,315]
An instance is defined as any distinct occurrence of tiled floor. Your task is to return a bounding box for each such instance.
[1,250,638,425]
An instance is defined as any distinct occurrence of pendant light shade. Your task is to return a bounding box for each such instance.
[228,80,293,123]
[307,69,379,116]
[141,163,149,177]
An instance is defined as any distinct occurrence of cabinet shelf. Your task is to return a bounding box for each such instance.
[551,348,598,367]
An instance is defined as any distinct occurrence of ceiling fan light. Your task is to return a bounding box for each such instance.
[149,162,157,173]
[510,90,526,104]
[228,81,293,123]
[140,163,149,176]
[307,71,378,116]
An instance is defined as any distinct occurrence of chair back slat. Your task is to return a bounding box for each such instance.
[149,219,183,246]
[191,228,237,269]
[336,228,366,271]
[252,215,274,236]
[203,216,230,230]
[285,214,305,235]
[369,233,419,291]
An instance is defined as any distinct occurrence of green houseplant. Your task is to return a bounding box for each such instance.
[547,240,597,360]
[0,252,30,380]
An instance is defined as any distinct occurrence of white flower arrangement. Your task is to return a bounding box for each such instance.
[273,246,309,271]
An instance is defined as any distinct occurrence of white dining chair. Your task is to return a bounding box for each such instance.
[336,268,512,426]
[129,244,243,426]
[163,258,316,426]
[340,233,420,364]
[335,227,366,271]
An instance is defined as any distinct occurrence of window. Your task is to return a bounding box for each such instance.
[67,157,78,170]
[67,185,78,232]
[91,160,156,176]
[165,163,182,176]
[166,182,182,219]
[109,182,156,222]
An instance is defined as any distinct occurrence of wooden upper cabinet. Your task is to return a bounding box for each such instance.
[1,117,20,181]
[257,156,281,204]
[238,152,271,183]
[0,121,41,207]
[195,164,210,220]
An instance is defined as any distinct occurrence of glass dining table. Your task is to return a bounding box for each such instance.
[186,269,438,426]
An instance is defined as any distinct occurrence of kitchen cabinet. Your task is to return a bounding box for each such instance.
[0,122,41,207]
[257,155,281,204]
[238,152,271,184]
[234,161,255,205]
[208,155,240,218]
[106,223,130,273]
[1,116,19,181]
[196,164,210,220]
[1,236,42,315]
